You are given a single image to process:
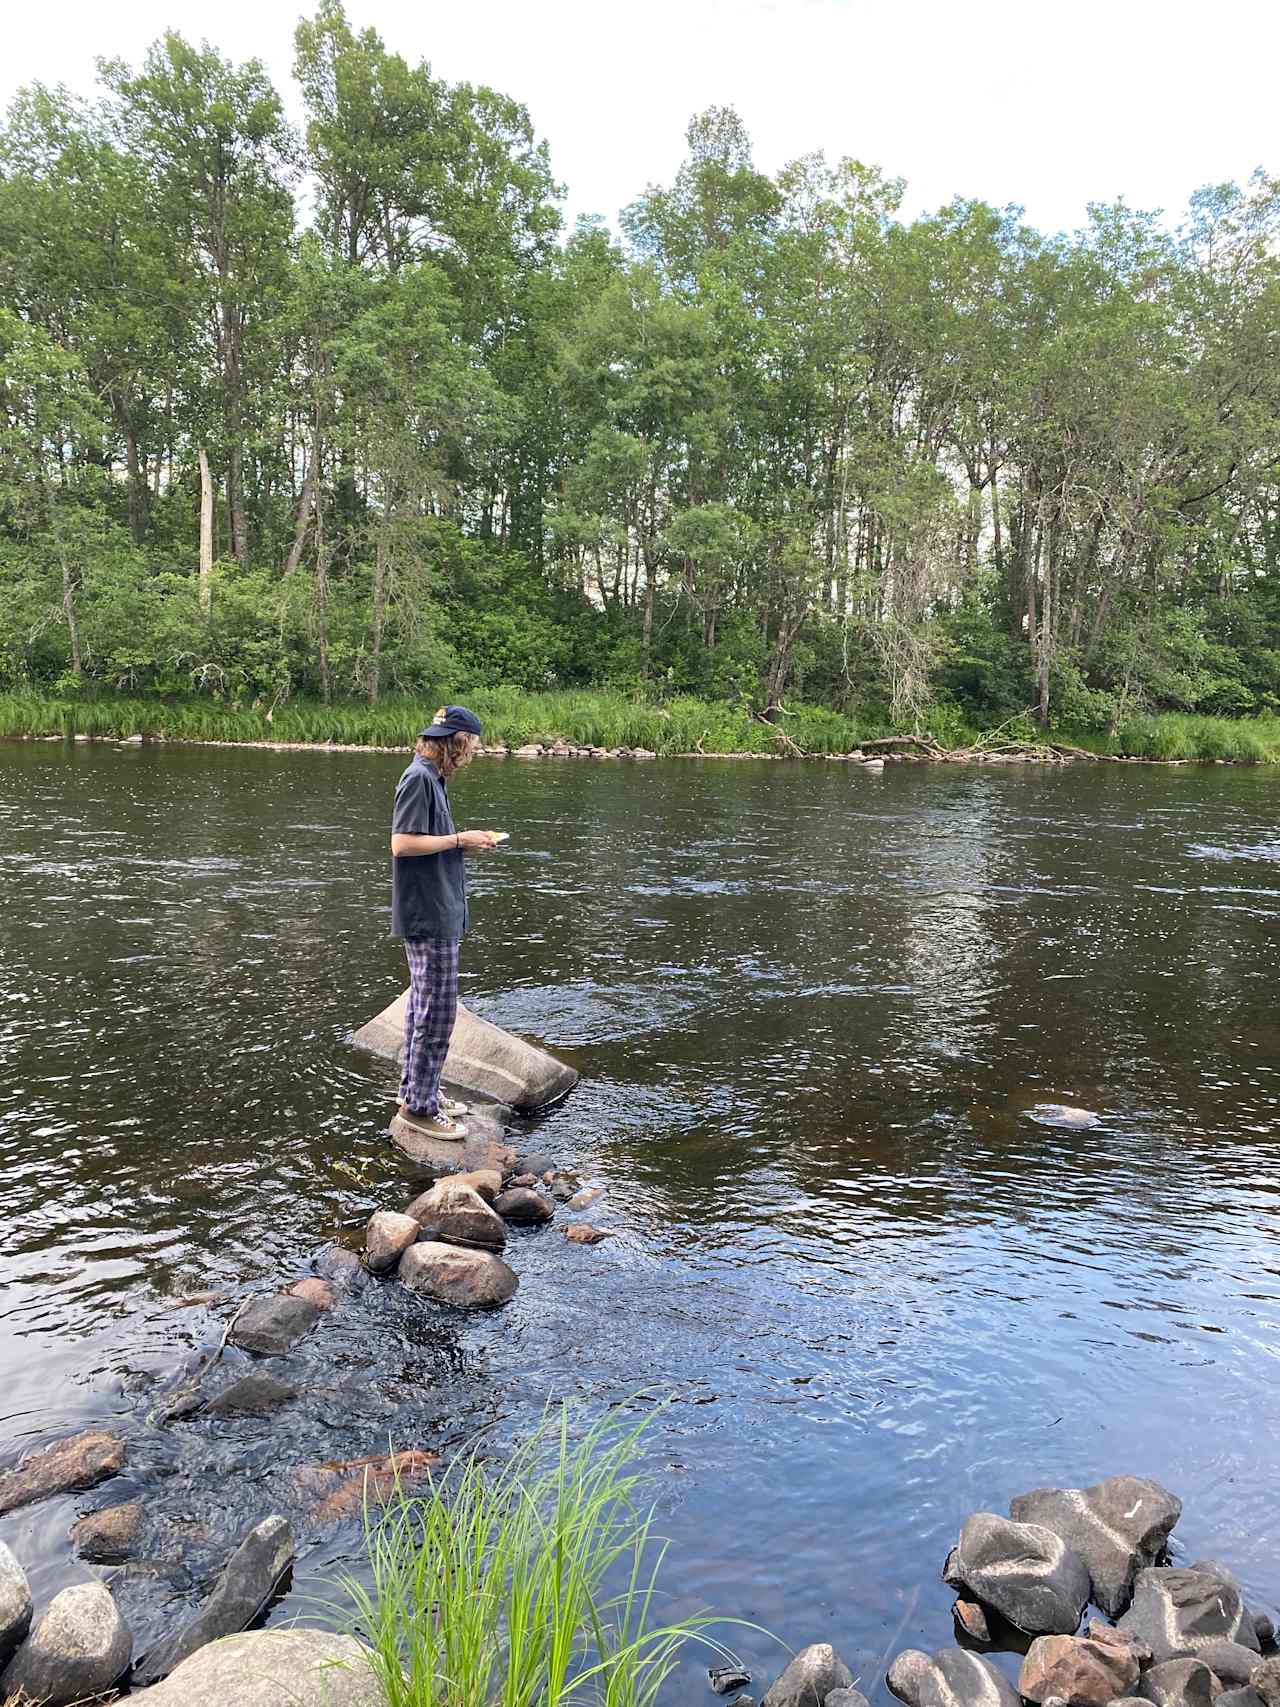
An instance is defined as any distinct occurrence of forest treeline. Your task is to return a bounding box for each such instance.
[2,3,1280,734]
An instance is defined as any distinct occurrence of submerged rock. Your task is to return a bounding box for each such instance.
[228,1292,322,1356]
[0,1581,131,1706]
[568,1185,604,1210]
[1019,1634,1141,1705]
[302,1449,439,1524]
[1010,1477,1182,1616]
[948,1512,1090,1635]
[0,1543,32,1667]
[287,1277,335,1310]
[1120,1568,1259,1662]
[365,1210,419,1273]
[888,1646,1021,1707]
[0,1427,126,1515]
[132,1515,294,1686]
[399,1240,518,1307]
[71,1500,147,1563]
[205,1373,297,1417]
[763,1642,854,1707]
[128,1627,381,1704]
[494,1187,553,1224]
[314,1245,369,1289]
[405,1178,507,1250]
[562,1223,611,1245]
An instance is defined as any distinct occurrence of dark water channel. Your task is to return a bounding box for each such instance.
[2,743,1279,1694]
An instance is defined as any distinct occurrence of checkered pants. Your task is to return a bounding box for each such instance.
[398,938,461,1114]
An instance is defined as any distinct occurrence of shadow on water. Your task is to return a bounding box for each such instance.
[1,742,1279,1694]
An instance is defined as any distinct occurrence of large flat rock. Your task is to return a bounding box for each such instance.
[354,995,578,1110]
[129,1628,381,1705]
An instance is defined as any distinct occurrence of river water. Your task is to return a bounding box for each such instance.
[1,742,1278,1693]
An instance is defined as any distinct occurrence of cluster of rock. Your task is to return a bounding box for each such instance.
[887,1477,1277,1707]
[709,1640,871,1707]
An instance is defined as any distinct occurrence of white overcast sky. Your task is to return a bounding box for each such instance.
[3,0,1277,238]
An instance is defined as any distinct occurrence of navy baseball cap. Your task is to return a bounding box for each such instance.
[420,704,483,740]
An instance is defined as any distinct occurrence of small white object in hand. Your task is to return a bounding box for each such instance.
[491,831,510,843]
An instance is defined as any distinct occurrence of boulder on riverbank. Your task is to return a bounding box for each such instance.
[762,1641,854,1707]
[132,1515,294,1686]
[0,1580,131,1706]
[1019,1634,1142,1705]
[0,1427,126,1515]
[129,1628,381,1705]
[946,1512,1091,1635]
[493,1186,553,1224]
[1119,1567,1259,1662]
[0,1542,31,1667]
[406,1177,507,1250]
[364,1209,419,1272]
[1010,1478,1182,1615]
[888,1646,1022,1707]
[399,1240,518,1307]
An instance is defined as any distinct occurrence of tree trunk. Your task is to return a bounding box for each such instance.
[369,534,389,705]
[284,461,317,577]
[123,421,149,544]
[198,447,214,614]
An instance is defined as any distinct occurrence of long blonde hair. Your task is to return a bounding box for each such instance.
[416,709,479,778]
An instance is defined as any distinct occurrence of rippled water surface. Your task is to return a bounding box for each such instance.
[2,743,1279,1690]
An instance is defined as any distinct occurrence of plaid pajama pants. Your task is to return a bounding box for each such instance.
[398,938,461,1114]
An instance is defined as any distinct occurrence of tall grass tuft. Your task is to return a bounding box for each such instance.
[337,1408,739,1707]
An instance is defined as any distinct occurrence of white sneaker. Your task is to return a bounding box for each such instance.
[439,1094,470,1118]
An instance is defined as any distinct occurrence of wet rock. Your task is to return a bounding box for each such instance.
[1011,1478,1183,1617]
[1139,1657,1222,1707]
[451,1168,502,1203]
[206,1373,297,1417]
[165,1289,230,1310]
[954,1601,992,1643]
[1254,1618,1275,1650]
[1020,1634,1141,1704]
[514,1151,557,1178]
[710,1664,753,1693]
[288,1277,335,1310]
[1199,1644,1264,1688]
[949,1512,1090,1635]
[763,1642,854,1707]
[405,1179,506,1251]
[1087,1621,1154,1666]
[0,1580,131,1706]
[314,1245,369,1288]
[887,1646,1021,1707]
[0,1542,32,1667]
[547,1171,582,1202]
[303,1449,439,1524]
[568,1185,604,1210]
[70,1500,146,1563]
[507,1172,540,1188]
[1251,1659,1280,1707]
[1120,1568,1260,1661]
[562,1223,611,1245]
[0,1427,126,1515]
[127,1627,381,1704]
[228,1292,321,1355]
[133,1515,294,1686]
[494,1187,553,1224]
[399,1240,518,1307]
[365,1210,420,1273]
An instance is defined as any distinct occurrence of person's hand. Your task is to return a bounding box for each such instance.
[457,829,500,853]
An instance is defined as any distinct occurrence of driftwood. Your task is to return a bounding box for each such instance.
[860,718,1102,766]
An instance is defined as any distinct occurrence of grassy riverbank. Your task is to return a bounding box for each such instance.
[2,690,1280,762]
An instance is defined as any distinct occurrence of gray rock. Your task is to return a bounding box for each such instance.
[1139,1657,1221,1707]
[405,1179,507,1250]
[1198,1644,1260,1688]
[1019,1635,1141,1705]
[710,1665,753,1693]
[1251,1658,1280,1707]
[365,1210,420,1274]
[128,1628,381,1704]
[1217,1692,1266,1707]
[764,1643,854,1707]
[1087,1621,1154,1666]
[0,1428,126,1515]
[1011,1478,1183,1617]
[494,1187,553,1224]
[228,1293,321,1355]
[399,1240,519,1307]
[314,1245,369,1288]
[826,1692,870,1707]
[70,1499,146,1563]
[132,1515,294,1686]
[0,1580,131,1705]
[0,1542,32,1667]
[1121,1569,1260,1662]
[205,1374,297,1417]
[1254,1619,1275,1650]
[514,1151,558,1178]
[950,1512,1090,1636]
[887,1646,1021,1707]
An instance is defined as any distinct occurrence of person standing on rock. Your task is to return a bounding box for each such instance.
[390,706,499,1139]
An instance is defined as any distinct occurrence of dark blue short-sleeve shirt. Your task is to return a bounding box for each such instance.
[391,756,468,940]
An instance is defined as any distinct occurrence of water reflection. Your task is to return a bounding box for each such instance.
[1,746,1279,1689]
